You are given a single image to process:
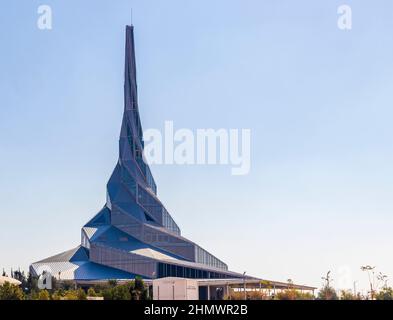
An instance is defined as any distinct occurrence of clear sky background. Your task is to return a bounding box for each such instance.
[1,0,393,293]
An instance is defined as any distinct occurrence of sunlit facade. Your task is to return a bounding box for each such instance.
[30,26,246,282]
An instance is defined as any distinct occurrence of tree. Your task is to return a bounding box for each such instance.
[108,279,118,287]
[63,290,79,300]
[318,271,338,300]
[134,277,145,292]
[13,269,28,292]
[58,280,74,291]
[87,287,97,297]
[226,289,268,300]
[26,272,39,295]
[276,289,314,300]
[76,288,87,300]
[340,290,359,300]
[321,271,332,288]
[360,266,388,299]
[375,287,393,300]
[51,290,64,300]
[377,272,388,289]
[131,277,149,300]
[99,279,149,300]
[37,290,50,300]
[318,286,338,300]
[361,265,376,299]
[0,282,25,300]
[111,284,132,300]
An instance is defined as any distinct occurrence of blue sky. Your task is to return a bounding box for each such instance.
[1,0,393,292]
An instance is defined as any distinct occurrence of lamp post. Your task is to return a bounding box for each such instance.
[243,272,246,300]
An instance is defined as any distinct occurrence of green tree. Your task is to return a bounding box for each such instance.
[318,271,338,300]
[134,277,144,291]
[275,289,314,300]
[340,290,358,300]
[76,288,87,300]
[112,284,132,300]
[37,290,50,300]
[108,279,118,287]
[87,287,97,297]
[63,290,79,300]
[99,280,149,300]
[131,278,150,300]
[58,280,75,291]
[101,288,113,300]
[375,287,393,300]
[13,269,28,293]
[0,282,25,300]
[318,286,338,300]
[26,272,38,294]
[51,290,64,300]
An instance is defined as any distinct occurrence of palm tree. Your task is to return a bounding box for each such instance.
[361,265,376,299]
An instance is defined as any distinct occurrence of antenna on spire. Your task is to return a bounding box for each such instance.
[131,8,133,26]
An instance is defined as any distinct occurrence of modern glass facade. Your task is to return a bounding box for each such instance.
[157,263,234,279]
[195,246,228,270]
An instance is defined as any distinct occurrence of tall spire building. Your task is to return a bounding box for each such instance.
[30,26,244,281]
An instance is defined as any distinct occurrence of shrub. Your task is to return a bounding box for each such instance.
[275,289,314,300]
[111,284,132,300]
[376,287,393,300]
[225,290,269,300]
[63,290,79,300]
[87,287,97,297]
[340,290,361,300]
[37,290,50,300]
[51,290,64,300]
[317,286,338,300]
[0,282,25,300]
[99,279,149,300]
[76,288,87,300]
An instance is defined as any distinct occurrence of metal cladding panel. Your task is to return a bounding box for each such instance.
[73,262,139,280]
[30,26,229,280]
[90,243,156,278]
[33,246,88,264]
[31,260,139,281]
[141,225,196,261]
[30,262,79,279]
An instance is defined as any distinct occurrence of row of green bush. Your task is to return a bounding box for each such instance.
[0,277,150,300]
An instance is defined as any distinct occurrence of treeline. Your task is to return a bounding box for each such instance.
[1,267,393,300]
[0,270,150,300]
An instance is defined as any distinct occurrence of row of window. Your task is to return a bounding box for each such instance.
[157,263,235,279]
[145,166,157,194]
[121,167,137,197]
[162,208,181,235]
[137,182,181,236]
[123,122,181,236]
[195,246,228,270]
[126,116,157,194]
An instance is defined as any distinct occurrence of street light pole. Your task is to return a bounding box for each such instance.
[243,272,246,300]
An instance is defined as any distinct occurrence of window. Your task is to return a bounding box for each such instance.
[144,212,155,222]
